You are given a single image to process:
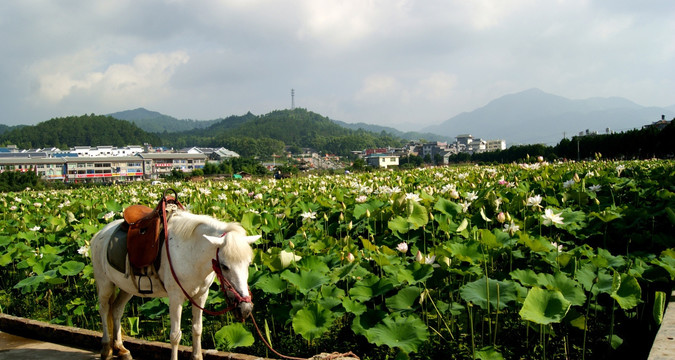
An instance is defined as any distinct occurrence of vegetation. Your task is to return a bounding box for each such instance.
[0,170,42,192]
[1,159,673,359]
[0,114,161,149]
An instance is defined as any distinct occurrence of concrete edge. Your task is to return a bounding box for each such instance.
[0,313,274,360]
[648,290,675,360]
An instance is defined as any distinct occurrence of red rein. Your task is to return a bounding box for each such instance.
[164,203,252,317]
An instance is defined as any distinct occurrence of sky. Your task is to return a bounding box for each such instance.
[1,0,674,131]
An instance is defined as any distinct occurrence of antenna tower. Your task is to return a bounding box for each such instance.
[291,89,295,110]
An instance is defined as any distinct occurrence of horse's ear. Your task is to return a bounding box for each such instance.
[245,235,261,244]
[204,234,225,246]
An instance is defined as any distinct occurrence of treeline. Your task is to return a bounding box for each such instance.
[160,108,404,157]
[0,114,161,149]
[0,170,42,192]
[443,121,674,164]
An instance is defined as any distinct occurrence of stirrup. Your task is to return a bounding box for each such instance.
[137,268,153,294]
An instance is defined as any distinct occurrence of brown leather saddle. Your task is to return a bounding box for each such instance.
[109,189,183,293]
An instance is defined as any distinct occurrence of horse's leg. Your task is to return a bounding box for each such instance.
[96,281,115,360]
[111,290,133,360]
[190,292,209,360]
[168,295,184,360]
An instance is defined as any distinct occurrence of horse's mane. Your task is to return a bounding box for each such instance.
[168,209,253,263]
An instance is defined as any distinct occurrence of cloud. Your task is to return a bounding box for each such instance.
[29,51,189,105]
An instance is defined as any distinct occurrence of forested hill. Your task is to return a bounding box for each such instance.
[108,108,220,133]
[0,114,161,149]
[160,108,405,157]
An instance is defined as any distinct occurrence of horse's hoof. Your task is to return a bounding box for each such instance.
[118,352,133,360]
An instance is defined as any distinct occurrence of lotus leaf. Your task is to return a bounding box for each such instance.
[386,286,421,312]
[215,322,255,350]
[363,314,428,354]
[610,273,641,310]
[519,287,571,325]
[460,277,519,310]
[292,303,335,342]
[281,269,329,295]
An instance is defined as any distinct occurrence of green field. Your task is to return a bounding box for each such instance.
[1,159,674,359]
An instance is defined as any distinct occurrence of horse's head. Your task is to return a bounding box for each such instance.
[204,228,260,321]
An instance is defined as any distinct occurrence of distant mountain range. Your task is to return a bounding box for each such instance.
[423,88,675,145]
[108,108,220,133]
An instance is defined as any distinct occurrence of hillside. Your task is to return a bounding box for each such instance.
[331,120,453,142]
[0,114,161,149]
[108,108,219,133]
[157,108,405,157]
[424,88,675,145]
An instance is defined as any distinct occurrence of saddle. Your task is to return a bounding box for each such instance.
[108,189,183,293]
[123,204,162,268]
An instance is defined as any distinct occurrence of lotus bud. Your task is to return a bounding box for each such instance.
[339,212,344,222]
[289,240,295,249]
[323,213,329,221]
[497,212,506,223]
[595,198,600,205]
[366,209,371,218]
[346,253,355,263]
[415,250,423,263]
[348,221,353,230]
[505,211,512,222]
[573,173,580,182]
[342,202,346,210]
[429,212,434,221]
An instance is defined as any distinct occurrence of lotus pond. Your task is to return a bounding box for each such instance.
[1,159,674,359]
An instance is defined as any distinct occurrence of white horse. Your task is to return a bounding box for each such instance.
[90,208,259,360]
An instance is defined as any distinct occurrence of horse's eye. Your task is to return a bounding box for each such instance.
[221,264,230,272]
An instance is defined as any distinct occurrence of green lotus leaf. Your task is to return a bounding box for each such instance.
[519,287,571,325]
[460,277,519,311]
[654,291,666,325]
[475,346,505,360]
[254,273,287,294]
[514,271,586,307]
[58,260,85,276]
[352,309,387,336]
[240,212,262,233]
[448,241,482,264]
[292,303,335,342]
[394,262,434,285]
[386,286,421,312]
[406,201,428,229]
[433,197,463,216]
[299,255,331,274]
[610,274,641,310]
[388,216,411,234]
[364,314,429,354]
[281,269,329,295]
[342,297,367,316]
[215,322,255,350]
[349,275,395,302]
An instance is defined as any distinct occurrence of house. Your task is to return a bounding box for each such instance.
[365,154,399,168]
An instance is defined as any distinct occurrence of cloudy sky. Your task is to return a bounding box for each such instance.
[1,0,674,130]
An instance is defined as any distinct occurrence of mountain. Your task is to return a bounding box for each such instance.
[108,108,219,133]
[0,114,161,148]
[331,120,454,142]
[423,88,675,145]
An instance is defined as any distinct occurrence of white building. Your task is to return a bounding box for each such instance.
[365,154,399,168]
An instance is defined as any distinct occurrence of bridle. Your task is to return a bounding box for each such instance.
[161,191,252,317]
